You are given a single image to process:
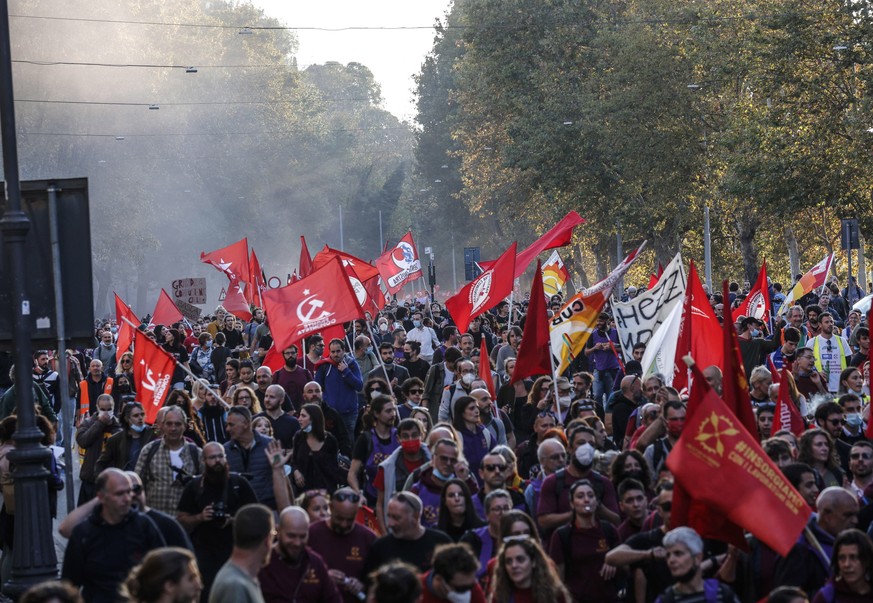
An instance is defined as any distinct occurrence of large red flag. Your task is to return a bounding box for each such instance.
[721,280,759,436]
[114,293,139,363]
[223,278,253,322]
[249,249,267,308]
[672,262,723,392]
[299,236,314,279]
[201,238,251,287]
[374,232,423,294]
[363,276,390,313]
[262,257,364,353]
[446,242,517,333]
[772,367,806,437]
[736,261,772,326]
[133,330,177,424]
[151,289,184,327]
[478,336,496,398]
[667,363,812,556]
[512,260,552,383]
[479,212,584,278]
[260,344,285,373]
[312,246,381,308]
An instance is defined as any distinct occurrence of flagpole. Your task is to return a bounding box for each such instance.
[549,344,564,424]
[121,317,226,406]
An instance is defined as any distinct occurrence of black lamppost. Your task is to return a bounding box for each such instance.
[0,1,60,597]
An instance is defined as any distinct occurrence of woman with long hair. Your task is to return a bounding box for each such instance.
[232,385,263,415]
[547,479,621,603]
[110,373,136,414]
[291,403,344,494]
[161,327,190,390]
[115,351,135,379]
[839,367,868,398]
[813,528,873,602]
[452,396,491,479]
[348,395,399,506]
[123,547,201,603]
[436,478,483,542]
[490,537,569,603]
[518,376,555,442]
[610,449,653,498]
[798,428,846,489]
[399,378,425,419]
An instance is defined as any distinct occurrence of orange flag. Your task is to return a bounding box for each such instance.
[667,363,812,556]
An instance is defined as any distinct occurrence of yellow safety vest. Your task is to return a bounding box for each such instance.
[811,337,848,376]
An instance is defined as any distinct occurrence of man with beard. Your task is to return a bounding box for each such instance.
[368,342,410,389]
[301,381,351,456]
[536,424,619,541]
[209,504,274,603]
[806,312,851,394]
[272,345,312,412]
[77,358,113,418]
[657,527,740,603]
[309,488,378,603]
[177,442,258,602]
[607,375,643,449]
[259,507,342,603]
[401,341,430,382]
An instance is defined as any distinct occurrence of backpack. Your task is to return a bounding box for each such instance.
[651,438,673,475]
[655,579,734,603]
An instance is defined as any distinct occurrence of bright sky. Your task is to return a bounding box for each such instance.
[252,0,452,122]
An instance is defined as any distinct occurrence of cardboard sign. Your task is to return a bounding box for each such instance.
[172,278,206,305]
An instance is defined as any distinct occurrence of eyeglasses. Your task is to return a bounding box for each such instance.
[827,419,843,426]
[484,463,507,472]
[131,484,143,494]
[409,389,423,394]
[334,491,361,504]
[850,453,873,461]
[121,359,132,364]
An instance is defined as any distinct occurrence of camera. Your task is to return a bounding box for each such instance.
[212,501,227,522]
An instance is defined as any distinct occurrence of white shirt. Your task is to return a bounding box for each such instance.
[406,326,438,361]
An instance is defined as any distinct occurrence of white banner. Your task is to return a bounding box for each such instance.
[613,253,686,360]
[639,298,684,384]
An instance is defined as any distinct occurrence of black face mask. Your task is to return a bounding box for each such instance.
[119,384,131,393]
[674,563,699,585]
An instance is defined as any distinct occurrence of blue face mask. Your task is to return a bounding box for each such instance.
[432,466,454,482]
[366,346,373,355]
[750,329,761,338]
[130,423,146,433]
[302,424,312,433]
[846,413,862,429]
[413,321,422,329]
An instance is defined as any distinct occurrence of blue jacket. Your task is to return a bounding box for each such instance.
[315,356,363,415]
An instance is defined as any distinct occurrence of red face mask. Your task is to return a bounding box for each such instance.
[400,439,422,454]
[666,420,685,438]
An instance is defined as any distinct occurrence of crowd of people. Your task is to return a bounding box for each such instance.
[0,272,871,603]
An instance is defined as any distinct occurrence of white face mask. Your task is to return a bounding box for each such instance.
[558,395,572,409]
[445,590,471,603]
[461,373,475,386]
[575,442,595,466]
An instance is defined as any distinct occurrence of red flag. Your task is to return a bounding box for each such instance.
[363,276,390,312]
[667,363,812,556]
[262,257,364,353]
[261,344,285,373]
[478,335,496,398]
[249,249,267,308]
[512,259,552,383]
[151,289,184,327]
[312,246,381,308]
[446,242,517,333]
[374,232,423,294]
[672,262,723,392]
[223,278,253,322]
[736,261,771,326]
[773,367,806,437]
[479,212,584,279]
[299,236,313,278]
[114,293,139,363]
[201,238,251,287]
[133,330,177,424]
[721,280,759,436]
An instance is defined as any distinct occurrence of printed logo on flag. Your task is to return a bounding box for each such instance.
[470,271,493,314]
[745,291,767,319]
[387,242,422,288]
[139,359,172,408]
[695,412,740,458]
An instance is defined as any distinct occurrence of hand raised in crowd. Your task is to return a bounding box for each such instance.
[265,439,292,470]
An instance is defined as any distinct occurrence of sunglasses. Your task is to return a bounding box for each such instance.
[850,453,873,461]
[409,389,424,394]
[334,491,361,504]
[484,463,507,472]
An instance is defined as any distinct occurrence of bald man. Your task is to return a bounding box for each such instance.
[253,384,300,449]
[774,487,859,595]
[259,507,342,603]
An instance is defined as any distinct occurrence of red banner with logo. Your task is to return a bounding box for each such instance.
[374,232,423,294]
[133,330,177,424]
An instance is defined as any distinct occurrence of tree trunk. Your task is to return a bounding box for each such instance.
[736,215,760,285]
[593,240,609,282]
[858,234,868,293]
[783,225,800,280]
